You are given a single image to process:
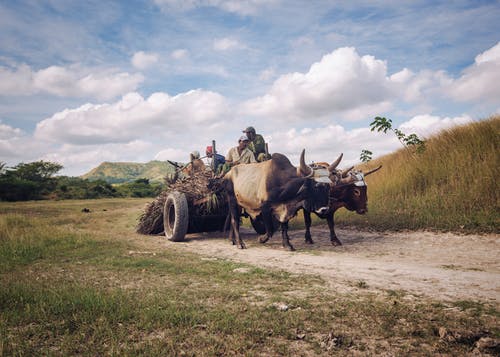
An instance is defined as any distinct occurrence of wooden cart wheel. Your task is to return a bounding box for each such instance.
[164,191,189,242]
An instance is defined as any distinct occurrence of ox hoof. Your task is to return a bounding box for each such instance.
[285,245,296,252]
[330,238,342,246]
[259,235,270,244]
[305,239,314,244]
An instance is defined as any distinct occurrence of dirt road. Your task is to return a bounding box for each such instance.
[153,226,499,304]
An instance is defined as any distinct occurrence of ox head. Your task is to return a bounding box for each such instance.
[334,165,382,214]
[299,178,332,215]
[307,153,344,186]
[295,149,335,215]
[299,150,343,184]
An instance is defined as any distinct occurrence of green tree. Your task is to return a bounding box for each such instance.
[370,116,426,156]
[360,149,373,163]
[12,161,63,181]
[115,178,163,198]
[0,160,63,201]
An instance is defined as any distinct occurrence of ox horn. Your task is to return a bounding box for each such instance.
[341,166,354,178]
[328,153,343,172]
[340,175,355,185]
[364,165,382,176]
[299,149,313,177]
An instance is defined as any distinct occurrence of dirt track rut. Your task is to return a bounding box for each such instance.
[148,226,499,304]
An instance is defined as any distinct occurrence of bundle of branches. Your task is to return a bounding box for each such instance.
[136,190,169,235]
[136,170,227,235]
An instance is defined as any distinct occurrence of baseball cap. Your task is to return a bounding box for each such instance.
[239,135,249,142]
[243,126,255,133]
[206,146,213,154]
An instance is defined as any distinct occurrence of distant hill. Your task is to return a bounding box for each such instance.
[81,160,178,184]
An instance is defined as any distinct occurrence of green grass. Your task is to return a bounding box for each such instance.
[330,115,499,233]
[0,198,498,355]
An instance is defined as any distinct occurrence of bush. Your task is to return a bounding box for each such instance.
[115,178,164,198]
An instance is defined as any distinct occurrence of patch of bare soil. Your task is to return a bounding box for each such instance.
[142,226,499,304]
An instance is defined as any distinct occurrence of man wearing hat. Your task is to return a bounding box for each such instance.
[242,126,268,162]
[221,136,257,174]
[205,145,225,174]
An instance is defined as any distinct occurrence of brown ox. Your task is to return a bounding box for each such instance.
[303,163,382,245]
[222,150,332,251]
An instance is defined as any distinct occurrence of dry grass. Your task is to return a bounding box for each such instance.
[334,115,499,233]
[1,198,498,355]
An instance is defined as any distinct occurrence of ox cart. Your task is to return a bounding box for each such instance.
[137,142,268,241]
[136,172,230,241]
[136,154,229,241]
[163,180,268,242]
[162,187,228,242]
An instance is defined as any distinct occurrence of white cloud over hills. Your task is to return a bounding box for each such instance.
[34,90,230,145]
[0,64,143,100]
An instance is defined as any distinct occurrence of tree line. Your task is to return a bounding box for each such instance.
[0,161,163,201]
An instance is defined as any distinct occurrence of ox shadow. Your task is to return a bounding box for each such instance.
[178,225,387,253]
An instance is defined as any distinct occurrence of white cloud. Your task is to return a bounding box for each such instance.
[399,114,473,138]
[34,89,230,145]
[131,51,159,69]
[256,124,399,170]
[0,126,51,165]
[263,113,476,168]
[241,47,394,122]
[213,37,243,51]
[154,0,277,15]
[171,49,189,60]
[475,41,500,64]
[387,42,500,108]
[448,41,500,103]
[39,140,156,176]
[390,68,451,104]
[0,64,143,100]
[242,43,500,124]
[154,147,188,162]
[0,121,24,139]
[0,64,35,95]
[258,68,275,81]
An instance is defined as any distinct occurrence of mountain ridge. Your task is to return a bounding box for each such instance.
[80,160,178,184]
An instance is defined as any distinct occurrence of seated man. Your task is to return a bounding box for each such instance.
[243,126,270,161]
[206,146,225,174]
[181,151,206,176]
[221,136,256,174]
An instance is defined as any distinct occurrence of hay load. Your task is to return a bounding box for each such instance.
[136,170,227,235]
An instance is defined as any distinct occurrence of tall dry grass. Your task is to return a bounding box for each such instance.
[338,115,499,232]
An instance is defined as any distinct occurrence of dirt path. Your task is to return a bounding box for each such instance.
[146,226,499,304]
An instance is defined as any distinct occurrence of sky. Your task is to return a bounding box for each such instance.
[0,0,499,176]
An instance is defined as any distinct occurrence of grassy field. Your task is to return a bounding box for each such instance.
[332,115,499,233]
[1,198,498,355]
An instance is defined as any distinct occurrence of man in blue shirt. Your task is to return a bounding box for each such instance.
[206,146,225,174]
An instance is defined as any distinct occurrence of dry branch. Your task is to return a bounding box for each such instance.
[136,170,226,235]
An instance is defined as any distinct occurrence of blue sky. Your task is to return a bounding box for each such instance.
[0,0,499,176]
